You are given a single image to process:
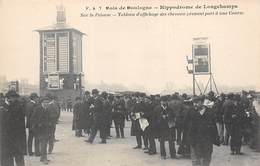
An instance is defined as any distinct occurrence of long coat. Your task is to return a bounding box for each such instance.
[48,101,60,125]
[81,99,92,130]
[187,107,219,147]
[113,100,126,126]
[153,104,175,140]
[1,104,8,162]
[25,100,38,129]
[223,99,236,125]
[130,102,146,136]
[229,102,245,148]
[31,104,51,139]
[92,96,106,130]
[168,99,184,129]
[2,100,27,156]
[72,102,83,130]
[214,99,224,124]
[103,99,113,127]
[142,102,159,138]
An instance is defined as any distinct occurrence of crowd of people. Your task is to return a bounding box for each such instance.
[1,88,260,166]
[72,89,260,166]
[0,91,60,166]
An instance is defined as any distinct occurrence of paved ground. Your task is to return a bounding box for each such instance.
[24,103,260,166]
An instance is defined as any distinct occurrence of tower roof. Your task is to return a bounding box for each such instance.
[35,24,85,35]
[35,4,84,35]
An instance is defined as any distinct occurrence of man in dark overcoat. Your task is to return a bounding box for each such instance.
[168,94,184,145]
[154,96,177,159]
[113,95,126,138]
[46,94,60,154]
[87,89,107,144]
[25,92,40,156]
[223,93,236,145]
[73,97,83,137]
[107,95,114,138]
[143,96,158,155]
[188,96,220,166]
[130,94,147,149]
[101,92,113,138]
[0,93,9,166]
[178,99,193,158]
[31,96,52,164]
[229,95,245,155]
[2,90,26,166]
[82,91,92,135]
[214,94,225,144]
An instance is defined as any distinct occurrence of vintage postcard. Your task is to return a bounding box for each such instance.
[0,0,260,166]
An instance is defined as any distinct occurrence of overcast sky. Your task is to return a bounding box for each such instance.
[0,0,259,93]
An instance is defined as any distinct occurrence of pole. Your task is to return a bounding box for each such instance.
[193,74,196,96]
[209,44,212,92]
[203,76,211,94]
[212,75,219,94]
[192,44,195,96]
[210,74,212,92]
[195,78,203,95]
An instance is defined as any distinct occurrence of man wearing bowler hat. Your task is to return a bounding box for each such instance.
[25,92,40,156]
[87,89,107,144]
[154,95,177,159]
[2,90,26,166]
[31,95,52,164]
[188,96,220,166]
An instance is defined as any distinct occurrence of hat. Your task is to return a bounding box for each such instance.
[227,93,234,99]
[5,90,19,98]
[92,89,99,95]
[184,98,193,105]
[108,95,114,101]
[208,91,215,97]
[75,96,81,101]
[192,96,204,102]
[45,93,53,100]
[182,93,188,99]
[145,96,151,100]
[161,95,168,101]
[171,94,178,99]
[0,93,4,98]
[30,93,38,99]
[101,91,108,98]
[85,91,90,95]
[40,96,50,102]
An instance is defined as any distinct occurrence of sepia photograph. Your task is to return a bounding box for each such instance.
[0,0,260,165]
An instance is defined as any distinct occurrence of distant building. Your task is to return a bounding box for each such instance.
[0,76,7,92]
[36,5,85,100]
[19,78,39,96]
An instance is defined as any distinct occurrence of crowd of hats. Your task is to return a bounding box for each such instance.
[0,89,256,105]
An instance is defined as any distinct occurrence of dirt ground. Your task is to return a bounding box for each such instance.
[24,102,260,166]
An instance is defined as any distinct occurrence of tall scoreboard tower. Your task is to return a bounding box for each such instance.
[186,37,218,96]
[36,5,85,99]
